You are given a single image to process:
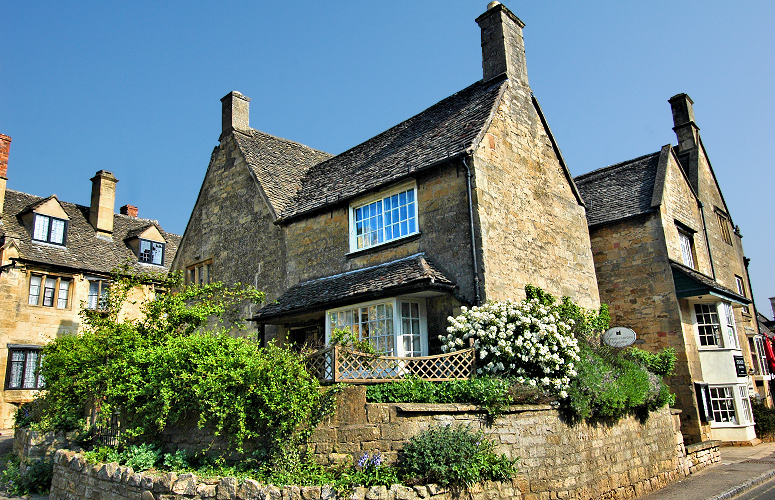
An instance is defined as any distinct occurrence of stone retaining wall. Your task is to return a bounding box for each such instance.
[45,388,723,500]
[14,427,81,462]
[49,450,523,500]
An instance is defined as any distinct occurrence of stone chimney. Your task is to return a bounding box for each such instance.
[668,93,700,153]
[89,170,118,237]
[120,204,138,217]
[476,1,528,86]
[220,91,250,138]
[0,134,10,216]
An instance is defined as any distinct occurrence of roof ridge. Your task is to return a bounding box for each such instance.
[237,128,332,158]
[575,151,661,182]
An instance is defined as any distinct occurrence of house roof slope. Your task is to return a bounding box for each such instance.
[233,130,333,217]
[2,189,180,275]
[669,260,749,305]
[574,152,661,227]
[276,77,508,221]
[254,253,456,321]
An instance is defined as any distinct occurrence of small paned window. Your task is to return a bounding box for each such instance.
[6,347,44,390]
[28,274,71,308]
[400,302,422,357]
[754,337,770,376]
[678,231,696,269]
[139,239,165,265]
[351,186,418,251]
[331,302,395,356]
[717,213,733,245]
[735,275,749,314]
[186,260,213,285]
[709,386,737,424]
[87,280,110,310]
[722,303,738,349]
[739,386,753,423]
[32,214,66,245]
[695,303,721,347]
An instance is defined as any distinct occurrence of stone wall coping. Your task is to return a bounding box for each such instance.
[392,403,554,413]
[685,440,722,454]
[670,408,683,415]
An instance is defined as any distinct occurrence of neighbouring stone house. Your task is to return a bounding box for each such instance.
[172,2,600,354]
[574,95,763,444]
[0,134,180,428]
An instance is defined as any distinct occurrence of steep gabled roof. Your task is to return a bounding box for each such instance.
[574,151,661,227]
[276,76,508,222]
[233,130,333,217]
[1,189,180,275]
[254,253,456,321]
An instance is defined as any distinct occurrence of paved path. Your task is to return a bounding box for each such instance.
[639,442,775,500]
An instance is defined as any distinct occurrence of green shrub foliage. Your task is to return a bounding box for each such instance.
[0,454,53,495]
[752,398,775,438]
[401,425,517,487]
[34,269,325,452]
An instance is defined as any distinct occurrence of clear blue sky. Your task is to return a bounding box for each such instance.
[2,1,773,314]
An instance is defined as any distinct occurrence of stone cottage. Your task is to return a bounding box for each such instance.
[173,2,600,354]
[0,134,180,427]
[574,95,763,444]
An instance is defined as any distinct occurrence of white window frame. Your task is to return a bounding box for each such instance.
[754,336,770,376]
[32,213,67,245]
[678,230,696,269]
[694,302,739,350]
[708,385,738,425]
[348,181,419,253]
[325,297,427,358]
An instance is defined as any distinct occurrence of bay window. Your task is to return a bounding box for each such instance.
[327,297,427,357]
[694,302,738,349]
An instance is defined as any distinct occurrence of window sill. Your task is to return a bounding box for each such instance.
[709,422,753,428]
[697,347,742,352]
[346,232,421,259]
[31,240,66,248]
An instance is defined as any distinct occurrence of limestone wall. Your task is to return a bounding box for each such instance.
[50,451,523,500]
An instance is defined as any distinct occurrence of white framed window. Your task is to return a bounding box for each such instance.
[739,385,753,423]
[326,297,427,357]
[754,336,770,376]
[709,386,737,424]
[32,214,67,245]
[349,182,418,252]
[694,302,739,349]
[6,346,44,390]
[678,230,696,269]
[28,274,71,309]
[87,279,110,310]
[139,239,165,265]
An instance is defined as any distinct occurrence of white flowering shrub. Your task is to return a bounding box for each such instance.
[441,294,580,398]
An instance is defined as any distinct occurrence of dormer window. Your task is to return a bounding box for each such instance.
[33,214,67,245]
[139,239,165,265]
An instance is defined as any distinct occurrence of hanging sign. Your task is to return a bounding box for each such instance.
[602,327,637,348]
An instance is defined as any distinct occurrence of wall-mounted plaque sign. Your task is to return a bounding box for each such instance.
[602,327,637,348]
[734,355,748,377]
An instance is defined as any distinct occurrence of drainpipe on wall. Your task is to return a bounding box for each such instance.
[698,201,716,280]
[462,156,481,306]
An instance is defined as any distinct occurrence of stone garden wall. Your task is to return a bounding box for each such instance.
[45,387,722,500]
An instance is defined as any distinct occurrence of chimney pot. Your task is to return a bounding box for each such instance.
[220,91,251,137]
[476,2,528,85]
[89,170,118,236]
[120,204,138,217]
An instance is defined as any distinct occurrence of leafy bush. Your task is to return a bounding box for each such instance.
[400,425,516,487]
[0,454,53,495]
[752,398,775,437]
[563,343,675,420]
[627,347,676,377]
[163,449,191,470]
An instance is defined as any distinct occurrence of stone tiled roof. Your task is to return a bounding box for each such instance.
[233,130,333,217]
[574,152,661,227]
[276,77,508,221]
[1,189,180,275]
[669,260,749,304]
[254,253,456,321]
